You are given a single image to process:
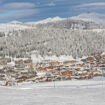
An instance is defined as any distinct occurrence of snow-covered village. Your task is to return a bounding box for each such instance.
[0,53,105,86]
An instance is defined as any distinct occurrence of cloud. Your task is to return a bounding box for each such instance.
[76,2,105,10]
[0,9,38,22]
[48,2,56,7]
[36,2,56,7]
[0,2,37,22]
[78,2,105,7]
[53,0,68,1]
[0,2,35,10]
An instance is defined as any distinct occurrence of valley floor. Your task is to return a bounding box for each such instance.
[0,77,105,105]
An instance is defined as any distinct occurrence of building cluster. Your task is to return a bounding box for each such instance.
[0,57,36,86]
[35,54,105,82]
[0,54,105,86]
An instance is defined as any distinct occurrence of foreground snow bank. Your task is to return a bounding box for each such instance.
[0,78,105,105]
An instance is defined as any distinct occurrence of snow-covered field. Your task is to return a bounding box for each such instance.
[0,77,105,105]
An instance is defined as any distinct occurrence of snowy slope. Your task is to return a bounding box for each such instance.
[71,12,105,24]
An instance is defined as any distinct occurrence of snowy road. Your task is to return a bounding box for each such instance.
[0,78,105,105]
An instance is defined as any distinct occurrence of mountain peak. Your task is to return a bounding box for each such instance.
[27,16,65,25]
[9,21,23,24]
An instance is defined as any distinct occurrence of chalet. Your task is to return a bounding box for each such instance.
[24,58,32,64]
[55,67,61,71]
[83,71,89,76]
[81,58,87,63]
[37,67,47,71]
[69,60,77,64]
[70,64,75,67]
[7,69,16,74]
[86,56,94,63]
[37,62,49,68]
[37,72,46,78]
[53,65,63,69]
[15,64,25,69]
[75,68,81,71]
[45,77,53,82]
[46,66,53,70]
[54,76,62,81]
[102,57,105,63]
[76,64,86,68]
[99,64,105,68]
[0,74,5,78]
[7,81,16,86]
[20,69,29,75]
[4,66,14,71]
[18,76,28,81]
[15,59,24,65]
[0,69,5,74]
[25,76,37,82]
[61,70,73,76]
[63,61,71,65]
[95,55,101,61]
[75,76,87,80]
[50,61,60,66]
[35,77,45,82]
[27,63,35,71]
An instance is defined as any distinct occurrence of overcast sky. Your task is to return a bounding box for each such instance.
[0,0,105,22]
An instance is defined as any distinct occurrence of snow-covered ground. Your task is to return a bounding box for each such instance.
[0,77,105,105]
[31,54,75,63]
[0,23,32,33]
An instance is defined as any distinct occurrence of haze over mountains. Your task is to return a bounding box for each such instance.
[71,12,105,24]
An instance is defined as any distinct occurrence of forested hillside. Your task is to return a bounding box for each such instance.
[0,27,105,58]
